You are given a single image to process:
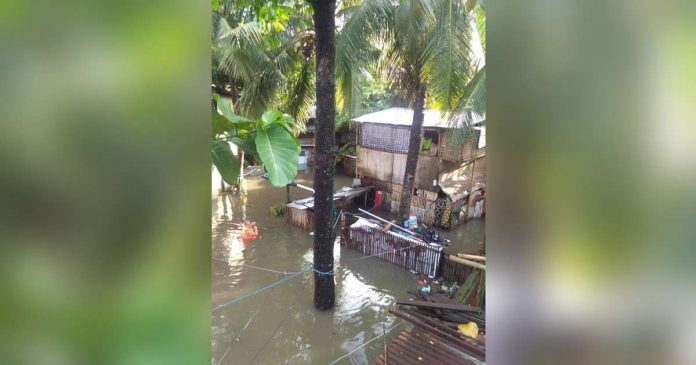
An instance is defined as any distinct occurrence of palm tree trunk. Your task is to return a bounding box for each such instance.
[398,81,426,219]
[311,0,336,311]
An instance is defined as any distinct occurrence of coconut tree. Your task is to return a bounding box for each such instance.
[339,0,486,218]
[213,0,380,125]
[310,0,337,311]
[212,0,316,123]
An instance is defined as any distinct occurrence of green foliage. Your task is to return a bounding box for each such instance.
[421,138,433,152]
[338,142,356,157]
[228,134,256,155]
[212,0,316,121]
[213,0,379,124]
[211,139,241,184]
[454,269,485,307]
[270,202,287,216]
[335,142,357,165]
[255,123,300,187]
[334,113,352,131]
[212,95,254,136]
[339,0,486,130]
[212,93,300,187]
[360,78,396,113]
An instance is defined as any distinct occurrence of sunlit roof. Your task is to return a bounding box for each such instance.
[353,108,484,128]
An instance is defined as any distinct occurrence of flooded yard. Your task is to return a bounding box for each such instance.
[211,172,484,364]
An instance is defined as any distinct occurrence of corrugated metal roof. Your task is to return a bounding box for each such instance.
[353,108,484,128]
[353,108,449,127]
[373,325,484,365]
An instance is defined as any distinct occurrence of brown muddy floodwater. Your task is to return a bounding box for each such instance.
[211,171,484,365]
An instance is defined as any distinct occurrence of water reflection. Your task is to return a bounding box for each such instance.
[211,173,484,364]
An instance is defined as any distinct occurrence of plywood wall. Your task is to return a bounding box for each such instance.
[358,147,441,192]
[357,146,394,182]
[392,154,439,191]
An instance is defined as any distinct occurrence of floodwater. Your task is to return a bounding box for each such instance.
[445,217,485,254]
[211,171,485,365]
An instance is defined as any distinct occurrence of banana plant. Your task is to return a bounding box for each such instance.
[212,93,302,187]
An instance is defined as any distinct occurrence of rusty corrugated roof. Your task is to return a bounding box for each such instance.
[373,306,485,365]
[373,325,483,365]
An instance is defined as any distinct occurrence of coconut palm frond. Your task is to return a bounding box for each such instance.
[474,1,486,51]
[336,63,365,116]
[284,56,316,126]
[216,21,268,83]
[424,0,473,112]
[337,0,394,60]
[216,19,263,44]
[449,65,486,144]
[237,67,283,118]
[335,0,394,116]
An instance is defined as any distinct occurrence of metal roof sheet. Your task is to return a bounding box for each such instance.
[353,108,484,128]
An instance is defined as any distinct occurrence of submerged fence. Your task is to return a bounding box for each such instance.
[342,217,443,277]
[440,255,476,283]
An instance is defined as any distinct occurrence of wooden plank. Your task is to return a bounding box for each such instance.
[402,308,466,338]
[396,300,482,314]
[403,309,485,355]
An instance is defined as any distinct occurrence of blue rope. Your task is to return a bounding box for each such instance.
[212,267,340,312]
[213,258,300,275]
[211,269,310,313]
[312,269,335,276]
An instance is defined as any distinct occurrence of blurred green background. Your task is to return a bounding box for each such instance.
[489,1,696,364]
[0,0,210,363]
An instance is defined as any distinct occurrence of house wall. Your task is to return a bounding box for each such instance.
[358,123,411,153]
[391,153,439,190]
[356,147,394,182]
[356,123,484,227]
[439,129,481,162]
[356,146,440,192]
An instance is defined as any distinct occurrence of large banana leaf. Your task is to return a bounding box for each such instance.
[255,124,299,187]
[211,140,241,184]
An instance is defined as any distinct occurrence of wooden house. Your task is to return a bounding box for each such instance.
[353,108,486,228]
